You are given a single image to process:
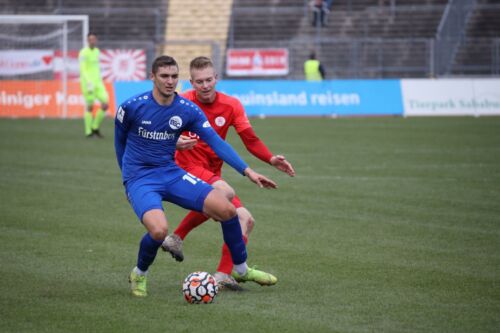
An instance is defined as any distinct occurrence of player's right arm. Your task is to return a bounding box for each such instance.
[114,105,129,170]
[176,135,197,151]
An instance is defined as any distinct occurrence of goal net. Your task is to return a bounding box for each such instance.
[0,15,88,118]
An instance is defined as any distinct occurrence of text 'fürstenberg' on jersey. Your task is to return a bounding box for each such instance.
[137,126,176,140]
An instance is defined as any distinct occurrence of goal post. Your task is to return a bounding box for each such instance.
[0,15,89,118]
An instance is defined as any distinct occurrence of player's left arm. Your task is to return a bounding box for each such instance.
[233,100,295,177]
[189,110,277,189]
[238,128,295,177]
[203,131,277,189]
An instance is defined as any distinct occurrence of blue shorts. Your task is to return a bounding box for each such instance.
[125,166,213,221]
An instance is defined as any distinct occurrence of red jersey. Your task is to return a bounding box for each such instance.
[176,90,252,173]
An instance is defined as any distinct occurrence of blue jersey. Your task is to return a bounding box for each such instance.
[114,91,248,183]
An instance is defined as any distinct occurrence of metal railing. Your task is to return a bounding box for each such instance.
[494,38,500,75]
[3,2,500,79]
[231,37,435,79]
[434,0,477,76]
[229,34,500,79]
[227,1,500,78]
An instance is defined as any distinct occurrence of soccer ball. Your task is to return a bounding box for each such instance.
[182,271,218,304]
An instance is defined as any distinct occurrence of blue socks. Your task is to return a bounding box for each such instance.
[135,218,246,272]
[137,233,163,272]
[220,216,247,265]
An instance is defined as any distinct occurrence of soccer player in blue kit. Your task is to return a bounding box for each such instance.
[114,55,277,297]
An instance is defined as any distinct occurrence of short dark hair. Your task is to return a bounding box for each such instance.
[87,32,97,38]
[190,56,213,71]
[152,55,178,74]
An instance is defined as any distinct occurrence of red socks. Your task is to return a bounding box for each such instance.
[174,211,209,240]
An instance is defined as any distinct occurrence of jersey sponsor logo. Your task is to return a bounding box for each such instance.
[169,116,183,130]
[141,120,151,125]
[138,126,175,140]
[215,116,226,127]
[202,121,211,128]
[117,106,125,123]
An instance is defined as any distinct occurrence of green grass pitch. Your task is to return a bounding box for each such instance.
[0,117,499,332]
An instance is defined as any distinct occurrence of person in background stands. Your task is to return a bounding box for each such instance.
[311,0,328,27]
[304,52,326,81]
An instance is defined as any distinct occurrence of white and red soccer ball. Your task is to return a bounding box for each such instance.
[183,271,218,304]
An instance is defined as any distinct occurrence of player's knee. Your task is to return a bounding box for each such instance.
[204,189,237,221]
[223,186,236,201]
[149,226,167,241]
[218,202,237,221]
[213,181,235,201]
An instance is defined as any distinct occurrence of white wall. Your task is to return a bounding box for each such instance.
[401,79,500,116]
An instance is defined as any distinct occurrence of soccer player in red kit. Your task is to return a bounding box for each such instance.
[162,56,295,290]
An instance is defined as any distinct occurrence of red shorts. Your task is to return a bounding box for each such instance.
[183,164,243,209]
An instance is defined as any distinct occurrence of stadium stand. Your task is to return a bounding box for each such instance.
[230,1,304,42]
[301,4,447,78]
[163,0,233,80]
[227,0,499,78]
[451,0,500,75]
[229,0,449,78]
[0,0,167,41]
[2,0,499,78]
[0,0,168,68]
